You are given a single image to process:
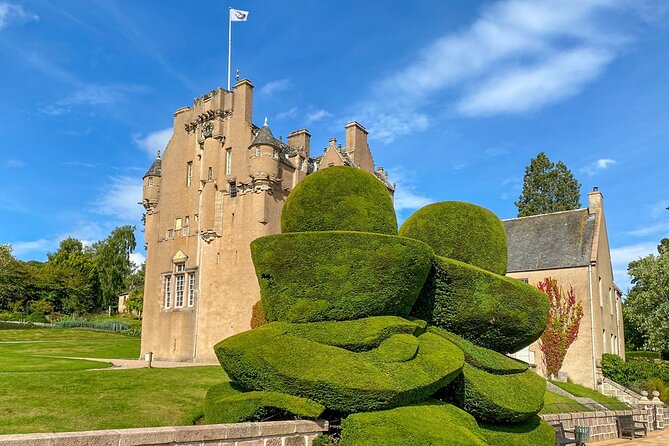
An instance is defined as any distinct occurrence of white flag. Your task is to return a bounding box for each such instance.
[230,8,249,22]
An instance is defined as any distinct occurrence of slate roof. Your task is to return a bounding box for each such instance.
[503,208,596,273]
[250,124,280,148]
[143,156,162,178]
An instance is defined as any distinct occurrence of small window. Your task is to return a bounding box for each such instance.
[226,149,232,175]
[194,214,199,222]
[175,217,182,231]
[183,216,190,236]
[208,167,213,181]
[188,273,196,307]
[230,182,238,198]
[175,263,186,273]
[164,276,171,308]
[167,229,174,239]
[175,274,184,308]
[148,177,154,187]
[255,146,261,157]
[186,162,193,187]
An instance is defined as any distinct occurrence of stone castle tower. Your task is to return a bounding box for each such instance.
[141,79,393,362]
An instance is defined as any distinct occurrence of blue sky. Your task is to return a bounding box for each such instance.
[1,0,668,293]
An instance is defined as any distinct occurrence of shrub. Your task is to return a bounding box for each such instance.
[55,319,130,331]
[626,351,661,360]
[399,201,507,275]
[251,232,433,323]
[414,256,549,353]
[214,322,464,413]
[204,382,324,424]
[312,435,337,446]
[0,321,39,329]
[602,353,669,387]
[450,364,546,423]
[339,402,488,446]
[29,300,54,315]
[479,416,555,446]
[26,312,48,323]
[281,166,397,235]
[429,327,528,374]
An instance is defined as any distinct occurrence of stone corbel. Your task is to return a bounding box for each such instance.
[200,229,220,244]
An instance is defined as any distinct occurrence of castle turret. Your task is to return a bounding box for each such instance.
[248,120,281,182]
[142,151,162,213]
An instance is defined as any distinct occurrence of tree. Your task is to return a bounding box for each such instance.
[537,277,584,379]
[125,288,144,317]
[0,245,31,311]
[515,152,582,217]
[624,238,669,351]
[93,226,137,310]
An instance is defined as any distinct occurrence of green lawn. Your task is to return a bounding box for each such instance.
[0,328,229,434]
[550,381,630,410]
[540,390,591,414]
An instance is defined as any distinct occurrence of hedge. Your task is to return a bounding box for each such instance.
[413,256,549,353]
[284,316,426,351]
[399,201,507,275]
[339,402,488,446]
[251,232,434,323]
[204,381,324,424]
[602,353,669,388]
[429,327,528,374]
[214,323,464,413]
[450,364,546,423]
[626,351,661,360]
[479,416,555,446]
[281,166,397,235]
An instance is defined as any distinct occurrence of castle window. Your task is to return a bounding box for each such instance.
[208,167,213,181]
[167,229,174,240]
[164,276,171,308]
[609,287,613,315]
[273,148,278,159]
[194,214,199,222]
[175,217,182,231]
[175,274,184,308]
[183,216,190,236]
[188,273,196,307]
[230,182,238,198]
[175,263,185,273]
[255,146,261,157]
[186,162,193,187]
[148,177,154,187]
[226,149,232,175]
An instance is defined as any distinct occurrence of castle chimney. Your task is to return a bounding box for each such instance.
[345,121,374,173]
[233,79,254,124]
[287,129,311,158]
[588,187,603,212]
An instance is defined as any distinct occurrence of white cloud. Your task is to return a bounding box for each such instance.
[305,109,333,124]
[610,241,658,294]
[353,0,652,143]
[134,128,172,158]
[276,107,298,120]
[259,78,290,96]
[11,239,52,256]
[129,252,146,268]
[94,176,143,223]
[627,221,669,237]
[0,3,38,30]
[581,158,617,176]
[387,166,433,214]
[40,83,147,116]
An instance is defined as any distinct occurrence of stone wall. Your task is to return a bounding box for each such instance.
[540,410,647,442]
[600,377,644,406]
[0,420,328,446]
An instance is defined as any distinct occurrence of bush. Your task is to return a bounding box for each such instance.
[312,435,337,446]
[339,402,488,446]
[281,166,397,235]
[214,322,464,413]
[26,312,48,323]
[429,328,528,374]
[204,382,324,424]
[399,201,507,275]
[626,351,661,360]
[414,256,549,353]
[55,319,130,331]
[602,354,669,388]
[29,300,53,315]
[450,364,546,423]
[0,321,39,330]
[479,416,555,446]
[251,232,433,323]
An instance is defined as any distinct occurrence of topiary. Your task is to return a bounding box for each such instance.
[252,232,433,322]
[414,255,549,353]
[479,416,555,446]
[281,166,397,235]
[399,202,507,275]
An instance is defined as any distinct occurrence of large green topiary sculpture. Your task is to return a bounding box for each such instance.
[281,166,398,235]
[206,166,553,445]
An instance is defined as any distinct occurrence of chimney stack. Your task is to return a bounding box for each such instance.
[287,129,311,158]
[588,187,603,212]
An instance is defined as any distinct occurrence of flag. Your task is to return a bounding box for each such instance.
[230,8,249,22]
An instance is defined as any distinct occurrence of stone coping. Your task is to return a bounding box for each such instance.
[540,409,646,422]
[0,420,329,446]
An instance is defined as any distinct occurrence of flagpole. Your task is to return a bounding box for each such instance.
[227,7,232,90]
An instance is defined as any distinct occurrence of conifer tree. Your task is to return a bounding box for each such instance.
[515,152,581,217]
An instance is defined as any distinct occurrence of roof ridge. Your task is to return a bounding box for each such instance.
[503,208,588,222]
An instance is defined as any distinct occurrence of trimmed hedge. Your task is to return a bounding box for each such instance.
[284,316,426,352]
[414,256,549,353]
[626,351,661,360]
[204,382,324,424]
[451,364,546,423]
[430,327,528,374]
[281,166,397,235]
[399,201,507,275]
[339,402,488,446]
[479,416,555,446]
[252,232,434,323]
[214,322,464,413]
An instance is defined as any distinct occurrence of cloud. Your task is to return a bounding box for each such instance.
[129,252,146,268]
[610,241,658,293]
[276,107,298,121]
[387,166,433,214]
[581,158,617,176]
[353,0,653,143]
[11,239,52,256]
[4,159,24,167]
[40,83,147,116]
[305,109,333,124]
[259,78,290,96]
[0,3,38,30]
[61,161,98,168]
[134,128,172,158]
[94,176,143,223]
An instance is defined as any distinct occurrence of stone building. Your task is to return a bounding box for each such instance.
[140,79,392,362]
[504,188,625,389]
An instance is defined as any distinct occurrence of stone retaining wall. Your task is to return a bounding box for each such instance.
[540,410,647,442]
[0,420,328,446]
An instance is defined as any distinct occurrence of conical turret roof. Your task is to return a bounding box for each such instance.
[143,152,162,178]
[250,119,280,148]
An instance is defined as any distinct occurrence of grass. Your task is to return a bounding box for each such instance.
[0,327,229,434]
[550,381,630,410]
[540,390,591,414]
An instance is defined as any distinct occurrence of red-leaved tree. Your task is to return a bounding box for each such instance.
[538,277,584,379]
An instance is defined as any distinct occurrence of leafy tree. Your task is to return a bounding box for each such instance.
[125,288,144,317]
[0,245,33,312]
[623,303,645,351]
[624,239,669,351]
[515,152,582,217]
[93,226,137,310]
[537,277,584,379]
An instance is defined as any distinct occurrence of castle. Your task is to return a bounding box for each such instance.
[140,79,392,362]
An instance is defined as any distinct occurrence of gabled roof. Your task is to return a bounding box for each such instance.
[143,156,161,178]
[503,208,596,273]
